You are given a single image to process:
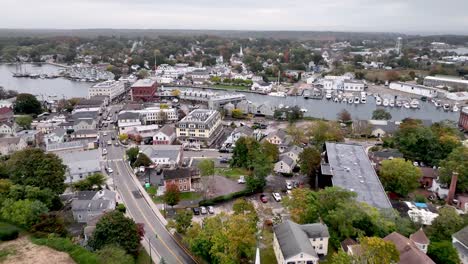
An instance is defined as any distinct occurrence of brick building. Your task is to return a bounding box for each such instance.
[459,107,468,131]
[130,78,157,102]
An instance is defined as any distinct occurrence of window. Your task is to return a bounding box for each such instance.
[320,237,323,241]
[179,179,183,183]
[319,244,323,249]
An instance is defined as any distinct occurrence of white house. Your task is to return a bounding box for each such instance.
[453,226,468,264]
[273,220,329,264]
[118,112,142,133]
[0,137,27,155]
[153,124,176,145]
[140,145,182,168]
[389,82,440,98]
[88,80,126,101]
[251,82,273,93]
[343,80,366,92]
[282,145,302,163]
[58,149,101,183]
[0,122,17,136]
[274,155,296,174]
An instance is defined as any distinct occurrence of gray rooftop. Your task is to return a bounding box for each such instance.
[279,154,296,167]
[72,199,111,211]
[140,145,182,162]
[118,111,141,120]
[325,142,392,209]
[57,149,101,176]
[453,226,468,246]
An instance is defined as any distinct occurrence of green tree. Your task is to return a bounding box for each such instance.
[72,173,106,191]
[88,211,142,255]
[119,133,129,142]
[133,153,152,167]
[231,108,243,119]
[173,210,193,234]
[163,183,180,207]
[429,207,464,241]
[7,149,66,194]
[439,146,468,192]
[15,115,33,129]
[1,199,48,229]
[97,245,135,264]
[232,198,258,225]
[7,184,57,209]
[126,147,139,165]
[372,109,392,120]
[427,240,461,264]
[136,69,149,79]
[307,121,344,147]
[282,188,318,224]
[261,141,279,162]
[298,147,321,176]
[13,93,42,115]
[31,213,68,237]
[197,159,215,177]
[359,236,400,264]
[379,158,422,196]
[329,250,354,264]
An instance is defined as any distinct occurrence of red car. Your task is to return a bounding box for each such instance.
[260,194,268,203]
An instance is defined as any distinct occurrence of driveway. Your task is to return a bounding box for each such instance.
[205,175,245,198]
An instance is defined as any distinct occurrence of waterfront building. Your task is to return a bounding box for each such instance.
[176,109,222,146]
[88,80,126,101]
[424,75,468,91]
[389,82,441,98]
[130,78,158,102]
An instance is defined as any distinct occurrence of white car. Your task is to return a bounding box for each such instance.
[103,132,108,136]
[286,181,293,190]
[139,166,145,172]
[102,149,108,155]
[200,206,207,215]
[272,192,282,202]
[106,167,113,173]
[238,176,246,184]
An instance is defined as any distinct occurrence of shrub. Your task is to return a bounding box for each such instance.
[31,236,99,264]
[0,222,19,241]
[414,194,427,203]
[117,204,126,213]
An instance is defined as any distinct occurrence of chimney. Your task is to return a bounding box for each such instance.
[447,172,458,204]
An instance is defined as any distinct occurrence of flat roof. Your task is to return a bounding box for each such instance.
[425,75,468,84]
[325,142,392,209]
[131,78,157,88]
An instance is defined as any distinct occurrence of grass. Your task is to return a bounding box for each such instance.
[212,84,249,90]
[31,236,100,264]
[260,228,276,264]
[179,192,202,201]
[0,248,16,262]
[136,248,153,264]
[214,167,250,180]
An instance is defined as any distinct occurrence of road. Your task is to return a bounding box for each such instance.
[100,130,197,264]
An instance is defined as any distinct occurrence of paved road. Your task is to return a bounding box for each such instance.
[101,132,197,264]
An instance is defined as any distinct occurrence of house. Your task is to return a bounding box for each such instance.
[273,220,329,264]
[153,124,176,145]
[140,145,183,168]
[71,190,116,224]
[88,80,126,101]
[410,229,431,254]
[368,149,404,169]
[343,80,366,92]
[232,126,254,142]
[44,128,67,145]
[70,129,98,140]
[57,149,101,183]
[282,145,302,163]
[0,121,17,136]
[118,112,142,133]
[264,130,291,153]
[190,70,210,85]
[321,142,392,209]
[460,107,468,131]
[162,167,199,192]
[384,232,435,264]
[255,104,274,117]
[175,109,223,147]
[130,78,158,102]
[404,202,439,225]
[251,82,273,93]
[236,100,256,115]
[353,120,398,138]
[16,130,41,146]
[0,107,13,122]
[424,75,468,91]
[274,155,296,174]
[453,226,468,264]
[0,137,27,155]
[420,167,438,188]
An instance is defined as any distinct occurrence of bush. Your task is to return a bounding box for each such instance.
[414,194,427,203]
[199,189,254,206]
[0,222,19,241]
[117,204,126,213]
[31,236,99,264]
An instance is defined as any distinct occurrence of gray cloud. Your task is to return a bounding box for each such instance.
[1,0,467,34]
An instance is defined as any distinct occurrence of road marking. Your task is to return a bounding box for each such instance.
[114,160,185,264]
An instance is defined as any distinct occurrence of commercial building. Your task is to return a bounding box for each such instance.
[176,109,223,146]
[130,78,158,102]
[88,80,126,101]
[460,107,468,131]
[389,82,440,98]
[424,75,468,91]
[320,142,392,209]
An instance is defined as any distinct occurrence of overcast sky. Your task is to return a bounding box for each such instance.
[2,0,468,34]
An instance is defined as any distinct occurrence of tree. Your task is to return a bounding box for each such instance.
[261,141,279,162]
[136,69,149,79]
[427,240,461,264]
[307,121,344,147]
[359,236,400,264]
[337,109,352,122]
[282,188,318,224]
[163,183,180,207]
[197,159,215,177]
[133,153,152,168]
[379,158,421,196]
[15,115,33,129]
[429,206,464,241]
[126,147,139,165]
[97,245,135,264]
[88,211,142,255]
[439,147,468,192]
[1,199,48,229]
[286,124,307,144]
[173,210,193,234]
[72,173,106,191]
[119,133,129,142]
[329,250,354,264]
[171,89,181,97]
[298,147,321,176]
[372,109,392,120]
[7,149,66,194]
[231,108,243,119]
[31,213,67,237]
[13,93,42,115]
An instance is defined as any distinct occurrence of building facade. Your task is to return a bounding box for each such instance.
[424,75,468,91]
[176,109,222,146]
[88,80,126,101]
[130,78,158,102]
[460,107,468,131]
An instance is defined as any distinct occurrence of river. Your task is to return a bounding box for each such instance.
[0,63,459,122]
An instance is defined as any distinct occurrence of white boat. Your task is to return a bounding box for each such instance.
[410,100,420,109]
[348,98,353,104]
[403,102,410,109]
[341,97,347,103]
[360,97,367,104]
[268,92,287,97]
[300,108,308,113]
[453,105,459,112]
[334,97,339,102]
[383,99,389,107]
[434,100,442,108]
[389,100,395,107]
[396,101,402,107]
[354,97,360,104]
[278,104,284,109]
[325,93,332,99]
[376,97,382,105]
[443,104,450,111]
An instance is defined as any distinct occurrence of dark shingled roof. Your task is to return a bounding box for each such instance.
[384,232,435,264]
[453,226,468,246]
[410,228,429,245]
[163,167,195,180]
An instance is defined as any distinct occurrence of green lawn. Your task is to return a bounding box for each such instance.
[260,228,276,264]
[180,192,202,201]
[212,84,249,90]
[215,167,250,180]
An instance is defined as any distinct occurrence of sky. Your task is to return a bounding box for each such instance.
[2,0,468,34]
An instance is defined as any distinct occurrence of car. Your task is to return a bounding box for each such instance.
[103,132,108,136]
[106,167,113,173]
[272,192,282,202]
[192,207,200,215]
[220,157,230,164]
[111,135,115,140]
[102,149,108,155]
[107,117,111,121]
[260,194,268,203]
[238,176,246,184]
[286,181,293,190]
[207,206,215,214]
[139,166,145,172]
[115,142,119,147]
[107,140,112,146]
[200,206,207,215]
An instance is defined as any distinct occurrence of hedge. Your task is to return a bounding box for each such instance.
[31,236,99,264]
[199,189,254,206]
[0,222,19,241]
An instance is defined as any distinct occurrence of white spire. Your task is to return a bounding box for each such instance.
[239,45,244,57]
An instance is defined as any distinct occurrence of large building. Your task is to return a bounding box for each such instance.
[130,78,158,102]
[176,109,222,146]
[389,82,441,98]
[460,107,468,131]
[88,80,126,101]
[424,75,468,91]
[320,142,392,209]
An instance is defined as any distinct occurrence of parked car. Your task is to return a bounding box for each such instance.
[220,157,230,164]
[111,135,115,140]
[208,206,215,214]
[286,181,293,190]
[192,207,200,215]
[139,166,145,172]
[260,194,268,203]
[106,167,113,173]
[102,149,108,155]
[103,132,108,136]
[200,206,207,215]
[238,176,246,184]
[272,192,282,202]
[107,140,112,146]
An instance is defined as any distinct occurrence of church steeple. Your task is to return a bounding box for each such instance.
[239,45,244,57]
